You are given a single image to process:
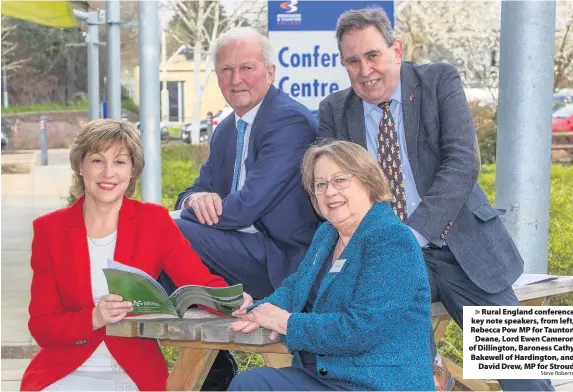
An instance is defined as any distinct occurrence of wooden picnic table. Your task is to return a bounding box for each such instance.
[106,274,573,391]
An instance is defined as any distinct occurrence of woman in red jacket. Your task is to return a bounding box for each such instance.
[21,119,231,391]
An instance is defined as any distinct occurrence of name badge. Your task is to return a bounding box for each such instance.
[329,259,346,273]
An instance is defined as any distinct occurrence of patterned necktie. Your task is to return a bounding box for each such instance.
[231,119,248,193]
[378,101,407,221]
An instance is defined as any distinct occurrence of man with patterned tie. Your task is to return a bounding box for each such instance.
[167,27,319,302]
[317,7,553,392]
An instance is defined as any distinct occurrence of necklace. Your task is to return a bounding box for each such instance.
[88,232,117,247]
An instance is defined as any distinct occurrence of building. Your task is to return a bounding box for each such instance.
[132,47,227,124]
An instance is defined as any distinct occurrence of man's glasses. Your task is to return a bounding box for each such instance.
[309,174,355,195]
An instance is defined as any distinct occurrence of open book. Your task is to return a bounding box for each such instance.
[103,259,243,318]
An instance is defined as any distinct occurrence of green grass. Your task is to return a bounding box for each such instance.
[168,127,181,139]
[1,98,139,116]
[1,102,88,114]
[122,98,140,115]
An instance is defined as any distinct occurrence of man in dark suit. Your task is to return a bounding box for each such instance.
[318,8,553,392]
[169,27,319,301]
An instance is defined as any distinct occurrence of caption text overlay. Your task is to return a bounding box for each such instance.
[463,306,573,379]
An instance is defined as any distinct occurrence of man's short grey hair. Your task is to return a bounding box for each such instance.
[213,27,275,68]
[336,7,395,56]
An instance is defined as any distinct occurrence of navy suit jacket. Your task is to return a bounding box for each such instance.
[258,202,433,391]
[177,86,320,288]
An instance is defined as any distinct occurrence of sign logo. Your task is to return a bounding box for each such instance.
[277,0,302,25]
[280,0,298,13]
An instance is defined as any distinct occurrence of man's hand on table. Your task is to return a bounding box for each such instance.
[185,192,222,225]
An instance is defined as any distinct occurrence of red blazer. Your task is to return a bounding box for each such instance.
[21,197,228,391]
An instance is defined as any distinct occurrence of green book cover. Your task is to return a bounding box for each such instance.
[103,259,243,318]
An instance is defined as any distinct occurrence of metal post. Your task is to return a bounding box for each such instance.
[138,0,162,204]
[86,11,100,121]
[40,116,48,165]
[106,0,122,120]
[206,111,213,142]
[2,60,8,109]
[495,1,556,274]
[161,29,170,123]
[177,81,183,123]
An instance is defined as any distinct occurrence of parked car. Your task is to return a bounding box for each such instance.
[211,105,234,130]
[134,121,169,142]
[553,90,573,112]
[180,120,208,144]
[552,102,573,143]
[181,105,234,144]
[1,132,8,150]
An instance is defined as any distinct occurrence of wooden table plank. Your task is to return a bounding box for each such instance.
[160,339,289,354]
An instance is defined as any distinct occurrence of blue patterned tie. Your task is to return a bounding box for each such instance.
[231,119,248,192]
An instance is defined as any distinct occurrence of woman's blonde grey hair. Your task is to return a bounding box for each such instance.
[69,119,144,198]
[301,139,392,213]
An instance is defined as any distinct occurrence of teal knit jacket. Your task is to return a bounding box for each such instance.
[258,202,434,391]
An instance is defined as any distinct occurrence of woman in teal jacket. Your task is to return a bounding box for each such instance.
[231,140,434,391]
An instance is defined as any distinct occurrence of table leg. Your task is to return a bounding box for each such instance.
[262,353,292,368]
[167,348,219,391]
[433,315,451,344]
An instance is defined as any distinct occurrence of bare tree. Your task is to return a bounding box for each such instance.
[166,0,266,144]
[396,0,500,91]
[554,1,573,90]
[1,16,31,73]
[396,0,573,97]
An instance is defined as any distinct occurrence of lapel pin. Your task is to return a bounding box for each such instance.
[409,93,415,101]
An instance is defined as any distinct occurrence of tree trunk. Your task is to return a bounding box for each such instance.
[192,39,202,145]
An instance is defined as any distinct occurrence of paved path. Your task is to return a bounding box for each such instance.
[1,149,72,391]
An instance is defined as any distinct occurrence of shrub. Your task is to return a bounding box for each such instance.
[122,98,140,116]
[471,103,498,164]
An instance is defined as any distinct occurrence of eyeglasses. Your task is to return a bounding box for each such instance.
[309,174,354,195]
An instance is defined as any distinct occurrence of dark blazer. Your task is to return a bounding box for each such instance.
[259,202,433,391]
[318,61,524,294]
[177,86,320,288]
[21,197,228,391]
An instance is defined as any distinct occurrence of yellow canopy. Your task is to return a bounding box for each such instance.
[1,1,78,28]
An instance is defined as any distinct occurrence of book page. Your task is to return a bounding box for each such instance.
[104,265,178,317]
[170,284,244,317]
[107,259,169,296]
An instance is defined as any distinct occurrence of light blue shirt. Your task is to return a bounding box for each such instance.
[362,81,429,247]
[232,100,263,234]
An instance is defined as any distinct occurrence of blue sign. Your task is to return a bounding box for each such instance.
[268,0,394,32]
[269,0,394,110]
